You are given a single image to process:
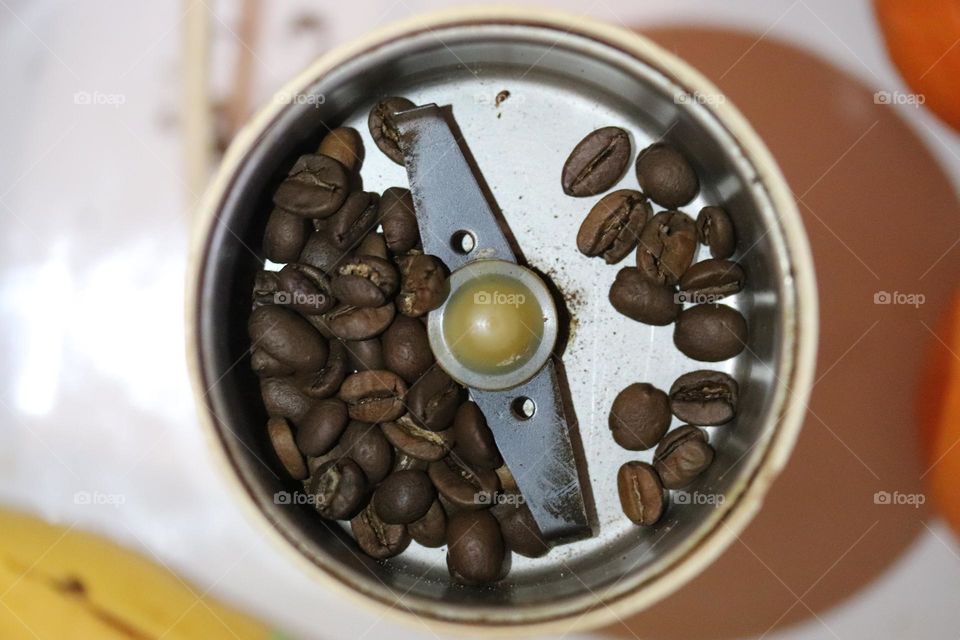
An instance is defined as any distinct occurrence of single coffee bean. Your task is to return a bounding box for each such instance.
[317,127,364,172]
[351,504,410,559]
[308,458,369,520]
[338,421,393,484]
[576,189,651,264]
[428,454,501,510]
[252,270,280,308]
[330,255,399,308]
[446,510,505,584]
[408,499,447,547]
[654,425,715,489]
[452,401,502,470]
[344,338,384,372]
[266,417,308,480]
[299,340,348,399]
[251,349,293,378]
[491,495,550,558]
[264,208,310,263]
[323,303,395,341]
[382,415,453,462]
[396,253,447,317]
[609,383,671,450]
[248,305,328,373]
[635,142,699,208]
[339,370,407,423]
[260,377,312,422]
[273,154,349,218]
[356,232,389,260]
[277,263,335,315]
[294,398,349,456]
[609,267,681,326]
[368,97,416,165]
[636,210,698,285]
[674,304,747,361]
[329,191,381,251]
[678,259,745,302]
[298,227,351,274]
[382,315,434,383]
[561,127,631,197]
[697,206,736,259]
[380,187,419,254]
[373,470,436,524]
[669,370,739,426]
[408,368,464,432]
[617,461,666,526]
[392,450,430,473]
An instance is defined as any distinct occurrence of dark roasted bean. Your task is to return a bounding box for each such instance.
[697,206,736,259]
[260,377,312,422]
[669,370,739,426]
[351,504,410,559]
[408,368,464,432]
[678,259,744,303]
[576,189,650,263]
[277,263,335,315]
[382,315,434,383]
[654,425,715,489]
[608,383,671,451]
[609,267,680,326]
[636,210,698,285]
[409,500,447,548]
[428,455,500,510]
[368,97,416,165]
[248,305,328,372]
[273,154,348,218]
[323,303,395,341]
[674,304,747,361]
[452,401,502,470]
[396,253,447,317]
[339,370,407,423]
[330,255,399,308]
[373,470,436,524]
[562,127,631,197]
[446,510,505,584]
[294,398,349,456]
[491,495,550,557]
[617,461,666,525]
[344,338,384,372]
[264,208,310,263]
[380,187,419,253]
[317,127,363,172]
[308,458,368,520]
[338,421,393,484]
[266,417,308,480]
[299,339,348,399]
[635,142,699,208]
[382,415,453,462]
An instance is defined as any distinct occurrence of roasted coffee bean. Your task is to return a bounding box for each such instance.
[382,315,434,383]
[345,338,384,372]
[491,495,550,558]
[351,504,410,559]
[446,510,505,584]
[674,304,747,361]
[317,127,363,172]
[382,415,453,462]
[609,267,680,326]
[635,142,699,208]
[330,255,399,308]
[654,425,715,489]
[356,232,389,260]
[339,370,407,423]
[308,458,368,520]
[300,339,348,398]
[329,191,381,250]
[636,210,698,285]
[373,470,436,524]
[368,97,416,165]
[561,127,631,197]
[396,253,447,317]
[266,417,308,480]
[294,398,349,456]
[298,227,351,274]
[277,263,335,315]
[273,154,349,218]
[452,401,502,470]
[251,349,293,378]
[609,383,671,451]
[252,270,280,308]
[380,187,419,254]
[264,208,310,263]
[678,259,744,302]
[697,206,736,259]
[577,189,651,264]
[248,305,328,372]
[617,461,666,526]
[408,368,464,432]
[324,303,395,341]
[260,377,312,421]
[669,370,738,426]
[428,455,501,510]
[409,499,447,547]
[339,421,393,484]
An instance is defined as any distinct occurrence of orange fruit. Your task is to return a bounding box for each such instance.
[919,292,960,536]
[875,0,960,131]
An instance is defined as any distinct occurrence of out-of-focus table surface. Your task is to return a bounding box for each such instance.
[1,1,959,639]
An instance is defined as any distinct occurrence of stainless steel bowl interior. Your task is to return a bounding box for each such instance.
[194,19,802,626]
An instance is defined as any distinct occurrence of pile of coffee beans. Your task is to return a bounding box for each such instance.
[249,98,549,584]
[564,128,746,526]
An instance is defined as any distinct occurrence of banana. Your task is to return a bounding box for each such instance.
[0,510,285,639]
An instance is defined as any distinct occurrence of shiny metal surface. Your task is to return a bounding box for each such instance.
[190,10,815,631]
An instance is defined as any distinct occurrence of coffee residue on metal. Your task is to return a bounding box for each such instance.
[495,90,511,107]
